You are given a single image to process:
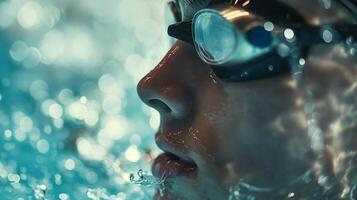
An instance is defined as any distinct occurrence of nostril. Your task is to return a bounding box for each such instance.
[148,99,172,113]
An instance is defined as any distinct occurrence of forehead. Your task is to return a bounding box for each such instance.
[178,0,353,23]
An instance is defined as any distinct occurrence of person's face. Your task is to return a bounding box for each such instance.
[137,0,354,199]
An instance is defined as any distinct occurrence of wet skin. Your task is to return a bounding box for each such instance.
[136,0,356,199]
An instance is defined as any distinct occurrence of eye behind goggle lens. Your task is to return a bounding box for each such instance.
[247,26,273,47]
[193,10,238,65]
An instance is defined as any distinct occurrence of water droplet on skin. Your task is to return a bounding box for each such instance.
[209,73,217,84]
[144,76,152,83]
[157,45,180,69]
[189,127,202,143]
[171,130,182,136]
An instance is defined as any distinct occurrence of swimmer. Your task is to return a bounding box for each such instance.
[137,0,357,199]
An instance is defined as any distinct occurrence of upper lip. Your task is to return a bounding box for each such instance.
[154,129,196,165]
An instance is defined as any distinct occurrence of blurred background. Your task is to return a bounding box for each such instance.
[0,0,174,199]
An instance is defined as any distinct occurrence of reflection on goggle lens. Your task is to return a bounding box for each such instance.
[193,9,274,66]
[193,11,238,64]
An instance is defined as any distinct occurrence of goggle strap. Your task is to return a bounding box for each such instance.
[294,24,357,46]
[212,50,291,82]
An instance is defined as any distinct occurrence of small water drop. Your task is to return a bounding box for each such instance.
[209,73,217,84]
[284,28,295,40]
[287,192,295,198]
[240,71,248,78]
[268,65,274,71]
[299,58,306,66]
[264,21,274,32]
[322,29,333,43]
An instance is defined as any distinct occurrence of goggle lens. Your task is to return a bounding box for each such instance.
[193,10,237,65]
[193,9,275,67]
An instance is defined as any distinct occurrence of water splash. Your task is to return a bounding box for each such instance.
[228,171,313,200]
[129,169,167,197]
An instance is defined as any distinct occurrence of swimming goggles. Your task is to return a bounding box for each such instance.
[167,1,357,81]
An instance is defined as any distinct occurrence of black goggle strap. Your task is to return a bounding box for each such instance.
[292,24,357,47]
[211,50,291,82]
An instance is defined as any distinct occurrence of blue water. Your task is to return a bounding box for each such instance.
[0,0,173,199]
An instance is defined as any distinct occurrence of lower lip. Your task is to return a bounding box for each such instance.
[152,153,197,179]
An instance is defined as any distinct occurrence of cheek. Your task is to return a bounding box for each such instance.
[195,79,310,161]
[223,83,299,130]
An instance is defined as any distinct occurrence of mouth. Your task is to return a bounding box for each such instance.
[152,152,197,179]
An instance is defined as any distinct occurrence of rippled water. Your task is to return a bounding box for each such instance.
[0,0,173,199]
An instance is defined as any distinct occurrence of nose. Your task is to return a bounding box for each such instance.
[137,43,194,119]
[137,81,192,118]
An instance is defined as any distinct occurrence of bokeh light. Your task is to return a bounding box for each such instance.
[0,0,173,199]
